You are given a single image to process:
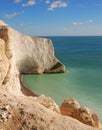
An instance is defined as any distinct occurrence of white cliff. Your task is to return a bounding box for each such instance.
[0,20,101,130]
[0,20,65,85]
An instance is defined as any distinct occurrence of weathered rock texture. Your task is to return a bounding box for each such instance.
[60,98,101,128]
[0,39,9,85]
[0,20,102,130]
[0,89,101,130]
[0,20,65,87]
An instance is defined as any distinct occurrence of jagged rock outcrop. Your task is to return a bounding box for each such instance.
[60,98,101,128]
[0,20,102,130]
[0,89,101,130]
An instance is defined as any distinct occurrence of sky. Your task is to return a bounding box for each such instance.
[0,0,102,36]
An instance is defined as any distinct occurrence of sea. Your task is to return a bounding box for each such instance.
[24,36,102,122]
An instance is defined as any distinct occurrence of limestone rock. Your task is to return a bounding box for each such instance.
[36,95,60,113]
[0,90,101,130]
[0,20,65,78]
[60,98,101,128]
[60,98,80,116]
[74,107,99,128]
[0,20,101,130]
[0,39,9,85]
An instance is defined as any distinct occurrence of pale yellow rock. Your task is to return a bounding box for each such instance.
[0,20,65,76]
[0,89,101,130]
[0,39,9,85]
[0,19,65,92]
[0,20,101,130]
[36,95,60,113]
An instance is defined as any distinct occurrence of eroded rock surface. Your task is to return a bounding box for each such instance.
[0,39,9,85]
[60,98,101,128]
[0,20,101,130]
[0,20,65,76]
[0,90,101,130]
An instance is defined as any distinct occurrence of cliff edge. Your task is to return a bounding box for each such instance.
[0,20,101,130]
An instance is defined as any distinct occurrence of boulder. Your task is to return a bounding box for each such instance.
[60,98,101,128]
[73,107,100,128]
[60,98,80,116]
[0,20,101,130]
[0,90,101,130]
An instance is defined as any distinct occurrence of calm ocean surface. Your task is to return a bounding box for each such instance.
[24,36,102,121]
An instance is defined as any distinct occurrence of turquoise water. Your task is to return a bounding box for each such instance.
[24,36,102,121]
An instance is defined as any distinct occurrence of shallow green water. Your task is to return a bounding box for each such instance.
[24,67,102,121]
[24,36,102,121]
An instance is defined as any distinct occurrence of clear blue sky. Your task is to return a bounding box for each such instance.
[0,0,102,36]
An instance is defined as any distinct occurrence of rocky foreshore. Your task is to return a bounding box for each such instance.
[0,20,102,130]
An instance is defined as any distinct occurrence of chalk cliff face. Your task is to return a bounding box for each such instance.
[0,20,65,91]
[0,20,65,76]
[0,20,101,130]
[0,39,9,85]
